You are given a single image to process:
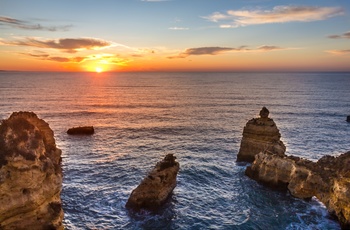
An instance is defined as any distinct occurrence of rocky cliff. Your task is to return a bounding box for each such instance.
[126,154,179,210]
[237,107,286,162]
[0,112,63,229]
[245,151,350,229]
[239,108,350,229]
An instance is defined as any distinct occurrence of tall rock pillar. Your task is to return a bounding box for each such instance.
[237,107,286,162]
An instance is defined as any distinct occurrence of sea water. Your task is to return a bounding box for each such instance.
[1,72,349,229]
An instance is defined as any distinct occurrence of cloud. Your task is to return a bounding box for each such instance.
[326,49,350,55]
[328,31,350,39]
[257,45,282,51]
[204,5,344,28]
[168,27,189,30]
[1,37,112,53]
[168,47,242,58]
[168,45,285,58]
[0,16,72,31]
[20,52,86,62]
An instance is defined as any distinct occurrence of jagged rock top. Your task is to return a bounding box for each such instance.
[259,106,269,119]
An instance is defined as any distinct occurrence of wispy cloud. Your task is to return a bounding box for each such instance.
[326,49,350,55]
[203,5,344,28]
[328,31,350,39]
[20,52,85,62]
[168,45,285,58]
[168,27,189,30]
[0,16,72,31]
[0,37,113,53]
[19,52,132,65]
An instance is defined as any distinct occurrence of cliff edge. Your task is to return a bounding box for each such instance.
[0,112,63,229]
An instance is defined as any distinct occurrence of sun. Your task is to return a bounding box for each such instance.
[95,67,103,73]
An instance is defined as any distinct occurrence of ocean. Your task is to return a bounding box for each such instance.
[1,72,349,229]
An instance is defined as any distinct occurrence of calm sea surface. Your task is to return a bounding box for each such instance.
[1,72,349,229]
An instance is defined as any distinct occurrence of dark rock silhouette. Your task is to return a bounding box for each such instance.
[237,107,286,162]
[347,115,350,122]
[126,154,179,210]
[67,126,94,135]
[0,112,63,229]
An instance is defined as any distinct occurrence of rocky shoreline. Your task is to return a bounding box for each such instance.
[0,110,348,229]
[239,107,350,229]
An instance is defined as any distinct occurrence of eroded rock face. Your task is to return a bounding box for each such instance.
[245,151,350,229]
[237,107,286,162]
[126,154,179,210]
[0,112,63,229]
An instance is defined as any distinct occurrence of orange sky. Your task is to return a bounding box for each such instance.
[1,1,350,72]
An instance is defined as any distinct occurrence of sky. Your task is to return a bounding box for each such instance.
[0,0,349,72]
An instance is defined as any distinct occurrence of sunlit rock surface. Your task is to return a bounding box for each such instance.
[0,112,63,229]
[245,147,350,229]
[126,154,179,210]
[237,107,286,162]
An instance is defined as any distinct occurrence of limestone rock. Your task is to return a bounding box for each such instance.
[237,107,286,162]
[245,151,350,229]
[67,126,94,135]
[126,154,179,210]
[0,112,63,229]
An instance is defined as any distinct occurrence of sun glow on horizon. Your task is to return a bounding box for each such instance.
[95,67,103,73]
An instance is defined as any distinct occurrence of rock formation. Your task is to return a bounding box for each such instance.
[126,154,179,210]
[67,126,94,135]
[245,150,350,229]
[0,112,63,229]
[347,115,350,122]
[237,107,286,162]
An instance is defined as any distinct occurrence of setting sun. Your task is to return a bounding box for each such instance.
[95,67,103,73]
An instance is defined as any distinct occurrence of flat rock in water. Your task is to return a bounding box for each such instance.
[67,126,94,135]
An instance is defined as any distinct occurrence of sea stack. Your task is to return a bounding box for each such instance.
[126,154,179,210]
[0,112,63,229]
[245,151,350,229]
[237,107,286,162]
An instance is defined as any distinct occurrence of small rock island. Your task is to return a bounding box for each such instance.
[238,107,350,229]
[0,112,63,229]
[126,154,179,210]
[67,126,94,135]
